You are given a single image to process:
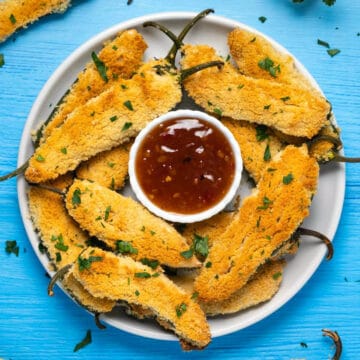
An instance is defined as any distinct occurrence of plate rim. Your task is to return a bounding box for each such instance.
[17,10,346,341]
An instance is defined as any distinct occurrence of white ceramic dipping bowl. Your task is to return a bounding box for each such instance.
[129,109,243,223]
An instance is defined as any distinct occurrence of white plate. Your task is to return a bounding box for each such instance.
[17,11,345,340]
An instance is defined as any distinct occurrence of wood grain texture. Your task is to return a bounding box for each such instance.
[0,0,359,359]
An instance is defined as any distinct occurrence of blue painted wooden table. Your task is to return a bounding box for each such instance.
[0,1,359,359]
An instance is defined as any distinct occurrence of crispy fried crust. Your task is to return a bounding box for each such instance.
[71,247,211,349]
[194,145,319,302]
[27,174,88,269]
[202,260,284,316]
[65,179,200,269]
[177,212,285,315]
[62,272,116,314]
[228,28,314,90]
[181,44,330,138]
[41,30,147,142]
[76,140,132,190]
[0,0,70,42]
[182,211,236,247]
[227,28,341,162]
[171,260,284,316]
[25,59,182,183]
[222,118,284,183]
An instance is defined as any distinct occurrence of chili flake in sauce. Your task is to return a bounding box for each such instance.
[135,117,236,214]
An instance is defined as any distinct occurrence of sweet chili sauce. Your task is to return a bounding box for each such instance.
[135,117,236,214]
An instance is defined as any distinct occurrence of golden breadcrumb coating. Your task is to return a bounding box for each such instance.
[228,28,314,90]
[176,211,285,315]
[309,118,341,162]
[171,260,284,316]
[227,28,341,162]
[180,44,330,138]
[71,247,211,349]
[28,174,88,269]
[182,211,236,247]
[0,0,70,42]
[25,59,182,183]
[222,118,284,183]
[62,272,116,314]
[76,140,132,190]
[40,30,147,142]
[194,145,319,302]
[65,179,201,269]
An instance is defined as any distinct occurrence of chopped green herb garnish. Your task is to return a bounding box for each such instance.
[71,189,81,207]
[5,240,19,256]
[283,173,294,184]
[327,48,341,57]
[121,84,128,89]
[140,225,145,232]
[91,51,108,82]
[272,272,282,280]
[0,54,4,68]
[263,144,271,161]
[317,39,330,48]
[73,330,92,352]
[78,255,103,271]
[123,100,134,111]
[258,16,267,23]
[205,261,212,268]
[193,234,209,259]
[112,45,118,51]
[225,54,231,62]
[135,290,140,296]
[104,205,111,221]
[191,292,199,300]
[150,230,156,236]
[256,125,269,141]
[55,242,69,252]
[264,104,271,110]
[9,14,16,24]
[280,96,290,102]
[257,196,273,210]
[180,248,194,259]
[267,167,277,172]
[110,115,118,122]
[135,272,151,279]
[107,162,115,168]
[176,302,187,318]
[116,240,138,254]
[238,84,244,89]
[110,177,115,190]
[121,122,133,131]
[140,258,159,269]
[181,234,209,260]
[36,154,45,162]
[250,37,256,43]
[55,252,62,262]
[60,147,67,154]
[323,0,336,5]
[258,57,280,77]
[213,108,223,116]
